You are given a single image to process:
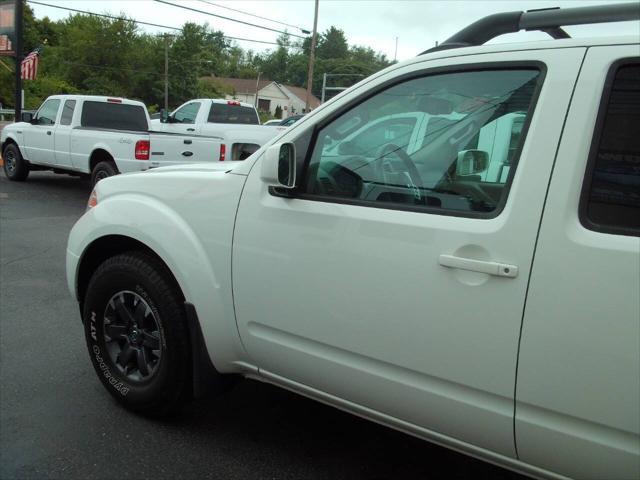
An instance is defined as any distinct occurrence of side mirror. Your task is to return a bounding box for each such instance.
[21,112,34,123]
[456,149,489,176]
[160,109,169,123]
[261,143,296,189]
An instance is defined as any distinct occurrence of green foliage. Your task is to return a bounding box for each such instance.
[258,110,275,123]
[9,9,392,111]
[317,27,349,60]
[274,105,282,118]
[197,77,233,98]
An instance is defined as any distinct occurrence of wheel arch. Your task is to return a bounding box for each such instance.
[89,148,116,173]
[1,136,26,159]
[76,234,183,313]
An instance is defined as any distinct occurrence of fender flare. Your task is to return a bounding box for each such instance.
[71,193,245,375]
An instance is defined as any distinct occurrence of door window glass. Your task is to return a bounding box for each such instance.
[173,102,201,124]
[60,100,76,126]
[35,99,61,125]
[582,62,640,235]
[303,68,542,216]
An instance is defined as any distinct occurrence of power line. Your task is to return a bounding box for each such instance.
[26,0,280,45]
[28,0,181,31]
[153,0,307,39]
[196,0,310,34]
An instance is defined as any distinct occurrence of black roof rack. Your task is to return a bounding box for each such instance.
[421,3,640,54]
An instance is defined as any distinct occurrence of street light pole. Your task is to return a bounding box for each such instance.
[305,0,319,112]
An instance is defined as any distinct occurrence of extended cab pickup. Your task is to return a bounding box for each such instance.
[67,4,639,480]
[1,95,222,185]
[150,98,286,161]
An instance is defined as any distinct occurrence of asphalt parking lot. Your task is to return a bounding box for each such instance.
[0,170,527,480]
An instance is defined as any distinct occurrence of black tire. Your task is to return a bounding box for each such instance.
[2,143,29,181]
[83,252,191,416]
[91,160,118,186]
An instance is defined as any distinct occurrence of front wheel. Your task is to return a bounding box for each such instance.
[83,252,191,416]
[3,143,29,181]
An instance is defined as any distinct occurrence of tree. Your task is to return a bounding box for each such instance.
[316,27,348,60]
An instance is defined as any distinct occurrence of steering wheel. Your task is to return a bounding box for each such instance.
[375,143,425,204]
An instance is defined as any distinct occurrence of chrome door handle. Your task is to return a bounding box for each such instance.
[439,254,518,278]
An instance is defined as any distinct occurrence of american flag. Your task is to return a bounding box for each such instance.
[21,47,41,80]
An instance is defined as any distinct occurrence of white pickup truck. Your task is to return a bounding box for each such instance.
[1,95,222,185]
[150,98,286,161]
[67,4,639,480]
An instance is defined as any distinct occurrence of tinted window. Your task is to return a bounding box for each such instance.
[303,68,541,216]
[81,101,148,132]
[582,63,640,235]
[60,100,76,126]
[36,99,61,125]
[208,104,259,124]
[173,102,200,124]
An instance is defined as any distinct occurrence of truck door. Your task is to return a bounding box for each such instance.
[515,47,640,480]
[53,99,76,167]
[24,98,60,164]
[163,101,202,135]
[233,48,585,457]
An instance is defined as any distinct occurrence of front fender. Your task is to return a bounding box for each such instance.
[1,131,27,159]
[67,176,248,372]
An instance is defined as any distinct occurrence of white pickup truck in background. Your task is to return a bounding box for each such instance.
[1,95,222,185]
[151,98,287,161]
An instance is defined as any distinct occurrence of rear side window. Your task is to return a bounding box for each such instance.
[81,101,148,132]
[208,104,259,124]
[581,62,640,236]
[60,100,76,126]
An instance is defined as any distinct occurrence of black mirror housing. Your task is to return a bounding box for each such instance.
[159,109,169,123]
[21,112,34,123]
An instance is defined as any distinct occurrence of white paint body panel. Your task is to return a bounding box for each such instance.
[232,48,585,459]
[66,167,248,371]
[515,45,640,480]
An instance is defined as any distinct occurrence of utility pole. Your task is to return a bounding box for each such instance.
[14,0,23,120]
[163,34,170,111]
[394,36,398,62]
[305,0,319,112]
[254,71,261,108]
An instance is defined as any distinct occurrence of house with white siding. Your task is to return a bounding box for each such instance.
[203,76,321,119]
